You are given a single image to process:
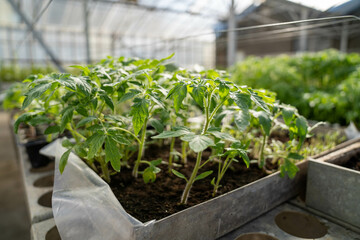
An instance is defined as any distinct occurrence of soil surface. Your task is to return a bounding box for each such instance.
[110,142,266,222]
[342,153,360,171]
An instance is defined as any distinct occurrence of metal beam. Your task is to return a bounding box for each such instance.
[6,0,65,72]
[340,22,348,53]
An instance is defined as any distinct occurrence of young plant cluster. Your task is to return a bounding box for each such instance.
[15,55,317,204]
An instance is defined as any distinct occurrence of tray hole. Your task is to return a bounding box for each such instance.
[235,233,278,240]
[34,175,54,187]
[30,161,55,173]
[38,191,52,208]
[45,226,61,240]
[275,211,327,238]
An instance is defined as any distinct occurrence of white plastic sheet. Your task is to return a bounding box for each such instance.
[42,139,154,240]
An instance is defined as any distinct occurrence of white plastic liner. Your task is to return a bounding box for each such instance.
[42,139,154,240]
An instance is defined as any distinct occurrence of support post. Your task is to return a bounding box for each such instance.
[299,8,308,52]
[6,0,65,72]
[84,0,91,64]
[227,0,236,68]
[340,22,348,53]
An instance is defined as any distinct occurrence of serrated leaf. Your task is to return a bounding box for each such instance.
[252,111,271,136]
[60,106,74,132]
[185,135,214,153]
[119,90,141,103]
[171,169,188,181]
[44,125,60,134]
[287,152,304,160]
[105,136,121,172]
[152,128,190,139]
[231,92,251,112]
[207,128,236,142]
[190,86,205,108]
[218,81,230,99]
[107,130,131,145]
[234,110,250,131]
[100,94,114,111]
[22,82,53,109]
[76,106,88,117]
[174,84,187,112]
[62,139,74,148]
[149,119,164,133]
[86,133,105,159]
[248,89,270,113]
[76,116,97,128]
[130,98,149,135]
[296,116,308,149]
[71,76,92,96]
[59,149,71,174]
[195,170,213,181]
[280,158,299,179]
[28,115,51,126]
[14,113,33,133]
[282,106,295,126]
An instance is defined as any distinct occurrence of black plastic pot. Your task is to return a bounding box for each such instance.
[24,139,53,168]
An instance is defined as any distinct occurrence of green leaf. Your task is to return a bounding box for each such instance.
[105,137,121,172]
[143,167,156,184]
[171,169,188,181]
[195,170,213,181]
[130,98,149,135]
[76,106,88,117]
[119,90,141,103]
[152,128,190,139]
[71,76,92,96]
[280,158,299,179]
[182,134,214,153]
[44,125,60,135]
[282,106,295,126]
[218,81,230,99]
[167,83,187,112]
[59,149,71,174]
[234,110,250,131]
[100,94,114,111]
[61,139,74,148]
[76,116,97,128]
[287,152,304,160]
[174,84,187,112]
[28,115,51,126]
[296,116,308,149]
[22,82,53,109]
[248,89,270,114]
[238,149,250,168]
[190,86,205,108]
[107,131,131,145]
[14,113,33,133]
[231,92,251,112]
[60,106,74,132]
[70,65,90,75]
[149,119,164,133]
[207,128,236,142]
[252,111,271,136]
[86,133,106,159]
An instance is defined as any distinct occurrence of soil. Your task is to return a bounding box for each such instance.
[274,211,327,238]
[38,191,53,208]
[45,226,61,240]
[110,142,266,222]
[33,175,54,188]
[342,153,360,171]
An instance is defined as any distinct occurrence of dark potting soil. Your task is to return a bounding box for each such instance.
[342,152,360,171]
[109,143,266,223]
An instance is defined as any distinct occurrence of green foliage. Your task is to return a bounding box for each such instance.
[12,54,332,204]
[231,49,360,127]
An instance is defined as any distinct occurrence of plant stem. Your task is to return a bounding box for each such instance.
[132,118,148,178]
[258,134,267,168]
[168,137,175,173]
[181,141,188,164]
[180,151,202,204]
[99,156,110,183]
[213,155,232,196]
